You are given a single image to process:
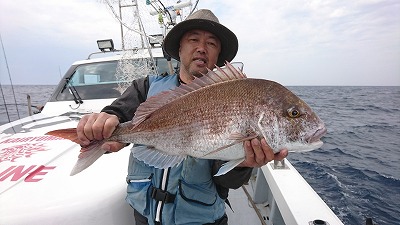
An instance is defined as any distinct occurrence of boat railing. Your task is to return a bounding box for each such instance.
[251,159,344,225]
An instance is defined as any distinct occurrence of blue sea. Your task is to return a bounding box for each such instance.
[1,85,399,225]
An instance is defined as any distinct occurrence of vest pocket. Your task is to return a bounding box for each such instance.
[126,175,152,217]
[179,179,216,205]
[126,152,155,217]
[175,179,222,224]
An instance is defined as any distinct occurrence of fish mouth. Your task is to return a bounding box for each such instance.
[306,126,327,143]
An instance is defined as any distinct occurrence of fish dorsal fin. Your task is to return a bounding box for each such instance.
[131,62,247,127]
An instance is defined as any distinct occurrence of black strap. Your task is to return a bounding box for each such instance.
[225,198,234,212]
[151,187,176,203]
[203,214,228,225]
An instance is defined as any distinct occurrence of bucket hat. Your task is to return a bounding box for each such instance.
[162,9,238,67]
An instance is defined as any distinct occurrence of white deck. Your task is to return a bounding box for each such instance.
[227,182,266,224]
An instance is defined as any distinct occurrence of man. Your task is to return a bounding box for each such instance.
[77,9,288,225]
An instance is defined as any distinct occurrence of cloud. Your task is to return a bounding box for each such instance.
[1,0,399,85]
[199,0,400,85]
[2,0,122,47]
[0,0,122,85]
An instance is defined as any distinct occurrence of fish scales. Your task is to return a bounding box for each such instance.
[109,78,306,158]
[46,62,327,176]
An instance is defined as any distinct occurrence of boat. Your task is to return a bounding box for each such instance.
[0,1,344,224]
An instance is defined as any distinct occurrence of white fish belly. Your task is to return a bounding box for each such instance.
[118,122,247,161]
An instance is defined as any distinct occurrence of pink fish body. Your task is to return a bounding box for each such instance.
[47,63,326,176]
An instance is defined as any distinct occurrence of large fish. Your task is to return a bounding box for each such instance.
[46,63,326,176]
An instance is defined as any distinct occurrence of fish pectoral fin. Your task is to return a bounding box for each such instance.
[204,132,258,156]
[228,131,258,141]
[203,132,258,158]
[214,158,245,176]
[132,145,185,169]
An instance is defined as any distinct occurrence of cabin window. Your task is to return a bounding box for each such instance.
[70,61,118,86]
[53,58,179,101]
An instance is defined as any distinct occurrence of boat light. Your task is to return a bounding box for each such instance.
[97,39,115,52]
[149,34,163,47]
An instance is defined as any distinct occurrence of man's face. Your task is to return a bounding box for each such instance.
[178,29,221,78]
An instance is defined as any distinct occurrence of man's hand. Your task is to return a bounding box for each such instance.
[238,138,288,168]
[77,112,126,152]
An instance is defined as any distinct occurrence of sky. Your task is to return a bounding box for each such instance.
[0,0,399,86]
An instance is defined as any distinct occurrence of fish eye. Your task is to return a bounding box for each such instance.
[287,107,301,118]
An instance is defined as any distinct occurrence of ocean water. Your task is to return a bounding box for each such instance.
[0,85,56,124]
[287,86,400,225]
[1,85,399,225]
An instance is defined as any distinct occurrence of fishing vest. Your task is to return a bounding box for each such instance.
[125,74,226,225]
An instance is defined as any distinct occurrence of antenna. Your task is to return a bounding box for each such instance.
[1,33,21,122]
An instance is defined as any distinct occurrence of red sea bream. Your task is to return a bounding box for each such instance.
[46,63,327,176]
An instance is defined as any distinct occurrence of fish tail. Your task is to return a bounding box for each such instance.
[46,128,81,144]
[46,128,107,176]
[70,140,107,176]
